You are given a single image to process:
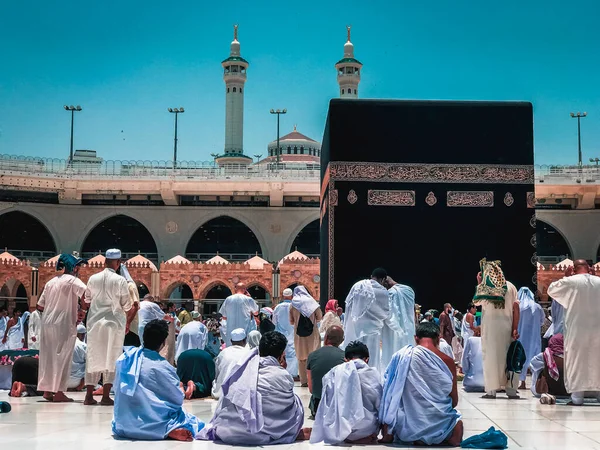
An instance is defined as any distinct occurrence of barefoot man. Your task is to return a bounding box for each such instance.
[37,253,88,402]
[84,249,138,406]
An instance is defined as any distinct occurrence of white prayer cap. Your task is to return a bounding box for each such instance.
[105,248,122,260]
[231,328,247,342]
[282,288,293,297]
[191,311,201,319]
[77,324,86,334]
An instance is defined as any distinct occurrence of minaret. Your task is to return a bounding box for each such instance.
[218,25,252,165]
[335,26,362,99]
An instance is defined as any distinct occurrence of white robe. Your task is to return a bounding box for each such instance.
[517,289,545,382]
[37,274,86,392]
[175,321,208,361]
[461,336,484,392]
[0,316,7,351]
[68,338,87,389]
[6,312,30,350]
[311,359,382,444]
[529,352,545,397]
[138,300,165,345]
[219,294,258,347]
[343,279,390,371]
[211,345,249,398]
[475,281,518,392]
[273,300,298,377]
[381,284,415,373]
[27,310,42,350]
[439,339,455,360]
[548,274,600,393]
[85,268,133,375]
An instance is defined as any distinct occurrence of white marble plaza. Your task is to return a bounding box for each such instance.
[2,382,600,449]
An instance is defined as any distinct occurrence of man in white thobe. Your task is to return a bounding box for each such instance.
[381,276,415,373]
[343,268,390,371]
[311,341,382,445]
[517,287,545,389]
[27,308,42,350]
[84,248,137,406]
[273,288,298,378]
[212,328,250,399]
[67,324,87,391]
[548,259,600,405]
[219,283,258,347]
[474,266,520,399]
[37,254,87,402]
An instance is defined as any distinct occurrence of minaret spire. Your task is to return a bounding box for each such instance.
[336,26,362,99]
[233,24,238,41]
[347,25,351,42]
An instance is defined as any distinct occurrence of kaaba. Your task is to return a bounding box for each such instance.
[320,100,535,311]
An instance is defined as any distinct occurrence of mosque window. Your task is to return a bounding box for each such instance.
[354,89,357,94]
[300,146,304,154]
[294,147,298,154]
[240,88,242,93]
[227,88,230,93]
[341,89,345,95]
[287,146,291,154]
[233,87,237,92]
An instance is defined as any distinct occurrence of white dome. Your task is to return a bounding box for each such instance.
[344,41,354,57]
[230,39,240,56]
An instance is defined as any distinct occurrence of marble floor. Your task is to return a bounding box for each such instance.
[2,384,600,449]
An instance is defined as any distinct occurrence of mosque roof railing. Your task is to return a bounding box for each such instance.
[0,154,320,180]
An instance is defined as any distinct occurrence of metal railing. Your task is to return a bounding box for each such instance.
[0,154,320,180]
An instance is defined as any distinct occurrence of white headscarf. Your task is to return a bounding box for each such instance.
[247,330,262,349]
[119,264,134,283]
[291,286,320,318]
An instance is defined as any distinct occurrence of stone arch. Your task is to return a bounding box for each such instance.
[186,215,264,261]
[135,281,150,298]
[0,210,57,255]
[80,214,158,260]
[247,282,271,300]
[165,282,194,302]
[537,219,573,262]
[288,219,319,256]
[199,280,234,299]
[284,213,320,258]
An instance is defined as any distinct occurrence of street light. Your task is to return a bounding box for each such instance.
[254,154,262,163]
[168,107,184,166]
[270,108,287,164]
[590,158,600,166]
[64,105,82,163]
[570,112,587,167]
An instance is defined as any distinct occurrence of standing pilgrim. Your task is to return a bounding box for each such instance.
[219,283,258,347]
[548,260,600,405]
[319,299,342,336]
[343,268,390,371]
[273,288,298,378]
[517,287,545,389]
[289,286,322,387]
[27,307,42,350]
[381,276,415,373]
[84,249,138,406]
[37,254,87,402]
[473,259,520,399]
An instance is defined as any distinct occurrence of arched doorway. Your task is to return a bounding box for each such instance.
[169,283,194,302]
[0,211,56,260]
[537,220,572,264]
[203,284,233,316]
[136,282,150,298]
[186,216,262,262]
[248,284,270,307]
[82,215,158,262]
[290,219,319,257]
[0,279,28,313]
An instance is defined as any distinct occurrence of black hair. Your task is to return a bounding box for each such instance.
[467,302,475,311]
[259,331,287,359]
[454,311,463,321]
[371,267,388,280]
[345,341,369,360]
[143,319,169,351]
[167,302,175,309]
[416,321,441,339]
[0,306,7,313]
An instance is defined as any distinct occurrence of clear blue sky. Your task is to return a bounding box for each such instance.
[0,0,598,165]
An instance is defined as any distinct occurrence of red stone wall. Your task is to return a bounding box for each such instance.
[279,258,320,302]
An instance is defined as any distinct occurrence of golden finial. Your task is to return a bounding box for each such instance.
[346,25,351,42]
[293,124,297,131]
[234,24,238,41]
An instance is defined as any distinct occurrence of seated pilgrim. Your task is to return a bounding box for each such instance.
[439,337,455,360]
[112,319,204,442]
[211,328,249,399]
[530,333,568,398]
[67,324,88,391]
[199,331,310,445]
[177,331,215,400]
[461,335,485,393]
[311,341,382,445]
[380,322,463,447]
[175,318,208,362]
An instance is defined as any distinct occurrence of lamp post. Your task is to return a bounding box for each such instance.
[64,105,82,164]
[253,154,262,163]
[270,108,287,164]
[570,112,587,167]
[590,158,600,166]
[168,107,184,167]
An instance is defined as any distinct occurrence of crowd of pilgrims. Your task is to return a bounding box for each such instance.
[2,251,600,446]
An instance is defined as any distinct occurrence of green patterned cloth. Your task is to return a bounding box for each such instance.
[473,258,507,308]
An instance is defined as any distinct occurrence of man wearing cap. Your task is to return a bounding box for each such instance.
[37,253,88,402]
[67,324,88,391]
[83,249,139,406]
[219,283,258,347]
[212,328,249,399]
[273,288,298,379]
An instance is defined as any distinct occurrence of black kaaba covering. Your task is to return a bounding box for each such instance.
[320,100,535,311]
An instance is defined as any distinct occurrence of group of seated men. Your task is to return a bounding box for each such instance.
[112,320,463,446]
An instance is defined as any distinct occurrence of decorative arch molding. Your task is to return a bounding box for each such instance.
[162,280,197,300]
[199,280,235,300]
[0,207,59,253]
[284,212,321,257]
[536,218,574,259]
[246,281,272,298]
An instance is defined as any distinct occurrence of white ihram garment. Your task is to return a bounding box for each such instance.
[85,268,132,384]
[381,284,415,373]
[0,316,7,351]
[37,274,86,392]
[219,294,258,347]
[211,345,249,399]
[138,300,165,345]
[273,300,298,377]
[175,321,208,361]
[28,310,42,350]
